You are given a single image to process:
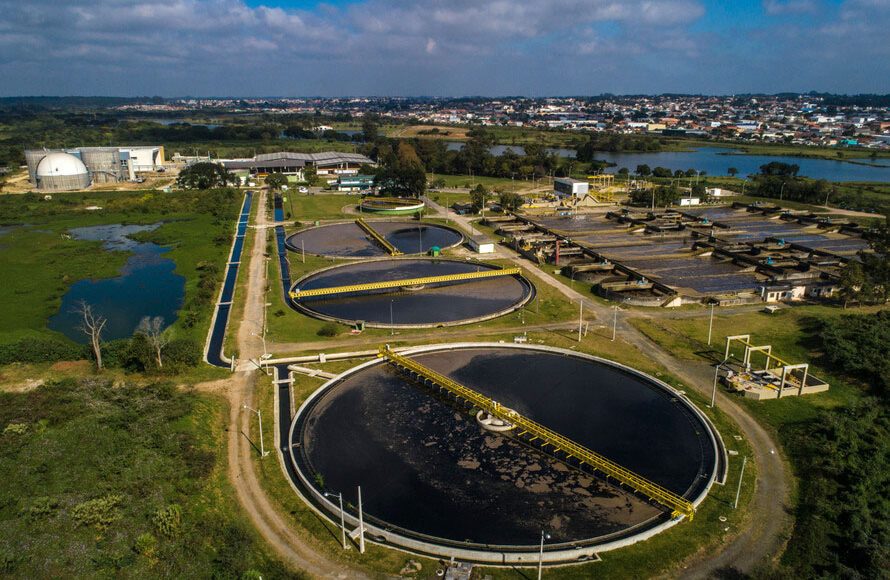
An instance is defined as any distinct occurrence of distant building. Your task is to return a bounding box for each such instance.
[220,151,374,179]
[676,197,701,206]
[25,146,165,190]
[468,235,495,253]
[337,174,375,192]
[553,177,589,199]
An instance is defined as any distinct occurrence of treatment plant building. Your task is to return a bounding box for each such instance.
[25,146,166,191]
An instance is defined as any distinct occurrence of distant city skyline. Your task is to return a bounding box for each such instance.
[1,0,888,97]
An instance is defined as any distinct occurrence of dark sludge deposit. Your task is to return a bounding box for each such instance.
[285,221,463,257]
[290,346,719,551]
[290,259,534,326]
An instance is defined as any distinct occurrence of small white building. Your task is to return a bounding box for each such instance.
[677,197,701,206]
[468,235,495,254]
[553,177,589,199]
[707,187,737,197]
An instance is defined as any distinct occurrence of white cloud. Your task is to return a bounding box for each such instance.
[762,0,819,15]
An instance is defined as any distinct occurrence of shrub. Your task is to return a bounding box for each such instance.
[0,337,88,365]
[134,533,157,558]
[316,322,339,337]
[71,494,124,530]
[153,504,182,538]
[164,338,201,368]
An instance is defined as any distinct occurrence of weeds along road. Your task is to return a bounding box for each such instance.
[224,193,789,579]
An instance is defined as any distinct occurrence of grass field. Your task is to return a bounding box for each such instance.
[281,193,361,221]
[0,378,298,578]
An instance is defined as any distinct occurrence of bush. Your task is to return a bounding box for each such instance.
[0,337,88,365]
[71,494,124,530]
[153,504,182,538]
[134,533,157,558]
[316,322,339,337]
[164,338,201,368]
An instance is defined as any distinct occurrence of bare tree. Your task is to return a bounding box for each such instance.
[75,301,107,370]
[137,316,170,368]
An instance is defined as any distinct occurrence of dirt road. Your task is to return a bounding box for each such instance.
[225,189,370,579]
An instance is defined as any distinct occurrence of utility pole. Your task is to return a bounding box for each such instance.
[242,405,268,456]
[357,486,366,553]
[733,456,747,509]
[301,239,305,263]
[611,305,618,341]
[577,301,583,342]
[537,530,550,580]
[707,302,715,345]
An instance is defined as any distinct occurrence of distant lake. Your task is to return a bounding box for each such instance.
[126,118,222,129]
[596,147,890,183]
[444,142,577,158]
[47,223,185,343]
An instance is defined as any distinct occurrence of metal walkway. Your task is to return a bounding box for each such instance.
[379,346,696,521]
[289,267,522,301]
[355,218,403,256]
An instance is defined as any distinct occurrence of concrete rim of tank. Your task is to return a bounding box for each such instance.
[283,219,465,259]
[286,342,725,565]
[287,257,536,328]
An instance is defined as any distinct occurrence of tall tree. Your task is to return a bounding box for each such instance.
[137,316,170,369]
[265,172,288,191]
[75,301,106,370]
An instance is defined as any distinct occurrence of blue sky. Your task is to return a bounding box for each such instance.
[0,0,887,97]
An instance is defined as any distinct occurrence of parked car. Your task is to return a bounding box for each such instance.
[298,186,309,193]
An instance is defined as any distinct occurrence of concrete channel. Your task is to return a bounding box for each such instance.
[204,191,253,368]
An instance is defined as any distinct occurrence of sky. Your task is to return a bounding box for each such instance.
[1,0,888,97]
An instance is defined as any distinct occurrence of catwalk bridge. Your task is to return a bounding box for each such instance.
[355,218,402,256]
[289,267,522,301]
[379,345,696,521]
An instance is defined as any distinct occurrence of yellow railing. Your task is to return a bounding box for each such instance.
[355,218,403,256]
[379,346,695,521]
[289,267,522,300]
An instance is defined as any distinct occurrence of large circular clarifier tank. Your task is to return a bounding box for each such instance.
[290,258,534,327]
[285,221,463,257]
[289,344,720,563]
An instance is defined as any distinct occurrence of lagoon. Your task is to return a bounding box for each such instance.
[47,223,185,343]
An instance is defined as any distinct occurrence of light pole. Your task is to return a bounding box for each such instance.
[390,300,394,335]
[577,301,583,343]
[712,359,728,408]
[538,530,550,580]
[733,456,748,509]
[611,305,618,341]
[707,302,715,345]
[324,491,346,549]
[242,405,268,456]
[779,181,786,201]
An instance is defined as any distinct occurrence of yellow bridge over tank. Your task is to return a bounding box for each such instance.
[379,345,696,521]
[355,218,403,256]
[289,267,522,301]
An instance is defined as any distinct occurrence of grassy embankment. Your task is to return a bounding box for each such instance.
[668,138,890,162]
[0,378,299,578]
[247,310,757,579]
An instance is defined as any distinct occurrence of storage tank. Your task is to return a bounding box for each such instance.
[24,150,48,185]
[35,152,90,191]
[80,148,121,184]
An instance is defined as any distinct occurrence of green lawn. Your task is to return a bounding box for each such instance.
[281,193,361,221]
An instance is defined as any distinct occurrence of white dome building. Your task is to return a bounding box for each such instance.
[35,152,90,191]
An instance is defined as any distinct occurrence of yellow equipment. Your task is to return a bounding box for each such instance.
[289,267,522,301]
[355,218,402,256]
[379,346,696,521]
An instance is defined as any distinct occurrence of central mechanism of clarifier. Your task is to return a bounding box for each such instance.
[379,345,696,521]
